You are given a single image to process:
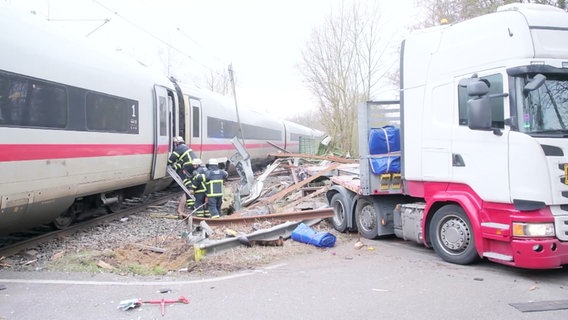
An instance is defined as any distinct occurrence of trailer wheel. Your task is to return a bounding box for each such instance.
[355,197,378,239]
[429,204,480,265]
[329,193,348,232]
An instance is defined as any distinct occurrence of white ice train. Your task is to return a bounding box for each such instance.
[0,4,322,235]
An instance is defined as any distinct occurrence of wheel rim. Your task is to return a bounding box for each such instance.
[358,203,376,233]
[437,215,471,255]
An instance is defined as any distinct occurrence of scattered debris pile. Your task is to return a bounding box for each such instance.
[172,153,356,262]
[3,153,357,276]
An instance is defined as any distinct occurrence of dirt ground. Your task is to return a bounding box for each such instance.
[40,158,353,277]
[75,219,350,278]
[112,222,343,275]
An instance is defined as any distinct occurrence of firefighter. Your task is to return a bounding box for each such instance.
[186,158,209,217]
[205,158,228,219]
[167,136,196,179]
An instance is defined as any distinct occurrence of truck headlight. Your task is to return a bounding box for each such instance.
[512,222,555,237]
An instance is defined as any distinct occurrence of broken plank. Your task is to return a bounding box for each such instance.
[282,187,328,211]
[269,152,357,164]
[149,214,180,219]
[266,141,291,153]
[249,162,342,208]
[132,243,166,253]
[97,260,115,270]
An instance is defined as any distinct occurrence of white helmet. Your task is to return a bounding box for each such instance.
[173,136,184,143]
[208,158,218,166]
[193,158,202,166]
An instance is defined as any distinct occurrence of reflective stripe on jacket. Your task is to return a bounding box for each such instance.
[192,173,207,193]
[168,143,195,169]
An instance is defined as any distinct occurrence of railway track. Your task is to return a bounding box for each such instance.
[0,191,180,259]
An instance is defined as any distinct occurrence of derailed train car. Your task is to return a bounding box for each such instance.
[0,4,322,235]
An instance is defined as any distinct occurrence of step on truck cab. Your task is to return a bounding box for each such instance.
[326,3,568,269]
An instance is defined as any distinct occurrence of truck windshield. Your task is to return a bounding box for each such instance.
[518,75,568,135]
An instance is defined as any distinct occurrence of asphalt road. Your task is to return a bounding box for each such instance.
[1,236,567,320]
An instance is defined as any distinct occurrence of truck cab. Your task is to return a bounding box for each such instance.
[327,3,568,269]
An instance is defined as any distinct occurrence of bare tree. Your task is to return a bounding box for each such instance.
[286,109,326,132]
[204,67,232,96]
[299,1,391,156]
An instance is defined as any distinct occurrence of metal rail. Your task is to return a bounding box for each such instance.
[190,207,334,226]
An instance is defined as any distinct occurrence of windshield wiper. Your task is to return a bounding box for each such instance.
[531,129,568,136]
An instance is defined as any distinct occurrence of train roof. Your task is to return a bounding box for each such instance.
[0,3,174,98]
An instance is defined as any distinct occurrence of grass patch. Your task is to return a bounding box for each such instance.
[48,250,104,273]
[119,264,167,276]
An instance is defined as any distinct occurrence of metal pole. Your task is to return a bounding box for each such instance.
[228,64,245,144]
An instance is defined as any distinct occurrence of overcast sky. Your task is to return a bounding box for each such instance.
[6,0,418,118]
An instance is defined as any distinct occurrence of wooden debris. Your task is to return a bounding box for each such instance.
[0,256,11,268]
[282,187,328,212]
[97,260,115,270]
[149,214,180,219]
[22,259,37,266]
[250,162,341,208]
[133,243,166,253]
[269,152,357,164]
[50,250,66,261]
[249,236,284,247]
[266,141,291,153]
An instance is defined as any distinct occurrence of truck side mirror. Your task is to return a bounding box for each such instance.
[467,80,492,131]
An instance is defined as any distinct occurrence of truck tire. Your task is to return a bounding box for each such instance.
[329,193,348,232]
[429,204,480,265]
[355,197,378,239]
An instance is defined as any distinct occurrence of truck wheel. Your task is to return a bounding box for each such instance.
[329,193,348,232]
[429,204,480,265]
[355,197,378,239]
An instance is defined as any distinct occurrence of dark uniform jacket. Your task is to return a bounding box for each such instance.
[168,143,196,174]
[205,165,228,197]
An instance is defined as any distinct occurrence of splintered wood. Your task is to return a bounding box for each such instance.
[249,162,341,209]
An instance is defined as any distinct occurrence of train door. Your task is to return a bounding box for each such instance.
[151,85,171,179]
[188,97,203,158]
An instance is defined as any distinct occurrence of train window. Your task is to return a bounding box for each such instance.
[159,96,167,136]
[206,116,281,140]
[0,75,67,128]
[86,93,139,133]
[29,83,67,128]
[243,123,281,140]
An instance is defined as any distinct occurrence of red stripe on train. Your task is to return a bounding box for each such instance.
[0,142,288,162]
